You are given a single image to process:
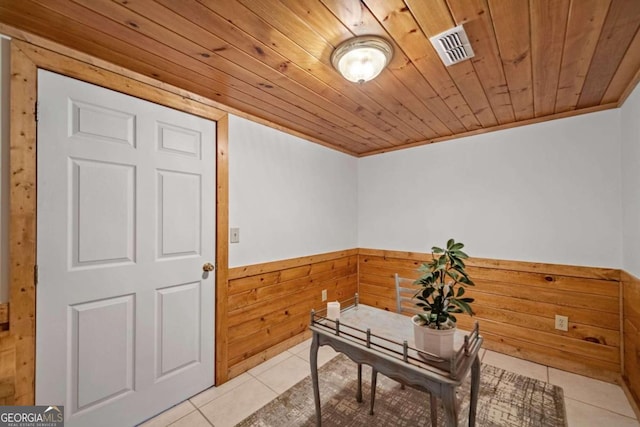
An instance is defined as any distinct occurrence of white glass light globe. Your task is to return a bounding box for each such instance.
[331,36,393,84]
[336,47,388,83]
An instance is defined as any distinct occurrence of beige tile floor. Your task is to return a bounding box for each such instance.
[140,340,639,427]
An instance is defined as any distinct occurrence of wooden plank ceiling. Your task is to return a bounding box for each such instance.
[1,0,640,156]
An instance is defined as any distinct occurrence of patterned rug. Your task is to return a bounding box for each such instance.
[236,354,566,427]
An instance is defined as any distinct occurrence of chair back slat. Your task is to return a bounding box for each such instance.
[394,273,422,316]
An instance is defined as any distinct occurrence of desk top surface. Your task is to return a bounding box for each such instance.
[337,304,467,351]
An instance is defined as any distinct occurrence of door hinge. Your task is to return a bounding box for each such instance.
[34,265,38,286]
[34,101,39,122]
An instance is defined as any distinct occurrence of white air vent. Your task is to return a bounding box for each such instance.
[429,25,475,66]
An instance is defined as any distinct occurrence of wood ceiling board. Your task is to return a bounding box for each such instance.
[446,0,516,125]
[197,0,413,146]
[0,0,638,156]
[403,0,499,128]
[118,0,390,149]
[530,0,571,117]
[603,28,640,104]
[24,0,370,154]
[362,0,481,131]
[578,0,640,108]
[554,0,611,113]
[321,0,466,135]
[488,0,534,121]
[234,0,427,143]
[279,0,441,139]
[158,2,395,149]
[68,0,378,148]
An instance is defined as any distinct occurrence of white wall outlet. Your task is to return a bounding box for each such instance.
[321,289,327,301]
[555,315,568,331]
[230,227,240,244]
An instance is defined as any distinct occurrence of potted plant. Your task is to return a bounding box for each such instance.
[412,238,475,358]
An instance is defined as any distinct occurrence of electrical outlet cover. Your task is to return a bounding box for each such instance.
[555,315,568,331]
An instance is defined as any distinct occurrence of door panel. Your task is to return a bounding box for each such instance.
[157,121,201,157]
[70,100,136,147]
[72,159,136,267]
[71,294,135,412]
[157,170,201,258]
[156,282,201,379]
[36,70,216,427]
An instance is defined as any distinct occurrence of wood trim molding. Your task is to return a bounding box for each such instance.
[8,38,229,403]
[621,376,640,422]
[621,269,640,410]
[360,102,619,157]
[228,248,359,279]
[215,115,229,385]
[618,69,640,108]
[621,270,640,284]
[358,248,620,281]
[9,42,37,405]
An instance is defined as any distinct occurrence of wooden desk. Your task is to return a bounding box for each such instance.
[309,304,482,427]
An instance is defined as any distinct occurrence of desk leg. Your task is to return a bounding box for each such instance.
[441,387,458,427]
[469,355,481,427]
[369,369,377,415]
[356,363,363,403]
[310,333,321,427]
[430,394,438,426]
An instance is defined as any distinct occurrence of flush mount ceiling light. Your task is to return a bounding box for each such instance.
[331,36,393,84]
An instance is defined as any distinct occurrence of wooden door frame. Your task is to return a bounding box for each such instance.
[8,37,230,404]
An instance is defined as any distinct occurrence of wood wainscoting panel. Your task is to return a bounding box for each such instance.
[0,332,15,405]
[622,270,640,410]
[358,248,621,383]
[225,249,358,378]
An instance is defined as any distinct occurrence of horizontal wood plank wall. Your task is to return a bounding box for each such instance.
[225,249,358,379]
[358,248,621,383]
[622,270,640,410]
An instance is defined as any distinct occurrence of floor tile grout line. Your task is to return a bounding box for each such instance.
[161,401,198,427]
[564,396,638,419]
[247,351,297,378]
[194,405,216,427]
[190,373,255,409]
[252,372,287,396]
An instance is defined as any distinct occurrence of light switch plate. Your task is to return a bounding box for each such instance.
[230,227,240,244]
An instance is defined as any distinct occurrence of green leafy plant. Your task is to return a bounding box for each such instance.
[414,239,475,330]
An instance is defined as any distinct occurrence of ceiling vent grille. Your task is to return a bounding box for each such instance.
[429,25,475,66]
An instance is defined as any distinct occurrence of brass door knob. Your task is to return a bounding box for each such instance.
[203,263,215,272]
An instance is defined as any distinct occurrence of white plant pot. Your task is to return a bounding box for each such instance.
[412,315,456,359]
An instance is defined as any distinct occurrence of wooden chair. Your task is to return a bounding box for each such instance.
[369,274,438,425]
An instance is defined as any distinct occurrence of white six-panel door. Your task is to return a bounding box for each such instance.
[36,70,216,427]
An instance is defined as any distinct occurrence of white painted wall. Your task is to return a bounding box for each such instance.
[0,37,10,302]
[358,110,623,268]
[228,115,358,267]
[621,84,640,277]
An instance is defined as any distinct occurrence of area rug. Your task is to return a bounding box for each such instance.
[236,354,566,427]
